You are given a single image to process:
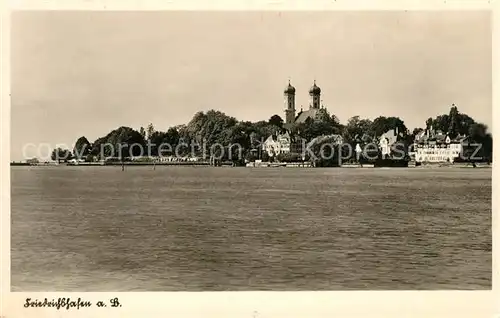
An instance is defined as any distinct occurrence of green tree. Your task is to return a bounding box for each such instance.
[425,117,433,129]
[292,109,342,142]
[51,148,73,163]
[306,134,344,167]
[185,110,238,146]
[91,126,146,159]
[458,123,492,163]
[456,113,475,136]
[316,108,342,134]
[412,127,424,137]
[165,127,180,146]
[448,104,459,137]
[469,122,488,142]
[468,123,492,162]
[370,116,407,138]
[221,123,253,161]
[146,123,155,140]
[432,114,450,133]
[149,131,167,156]
[73,136,91,160]
[139,127,146,139]
[425,105,475,136]
[148,127,181,156]
[268,115,284,128]
[342,116,373,144]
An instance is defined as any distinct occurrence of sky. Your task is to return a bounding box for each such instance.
[11,11,491,160]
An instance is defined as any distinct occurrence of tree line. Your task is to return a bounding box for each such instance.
[51,105,492,164]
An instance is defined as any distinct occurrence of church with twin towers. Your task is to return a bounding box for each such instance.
[261,79,326,156]
[283,79,326,128]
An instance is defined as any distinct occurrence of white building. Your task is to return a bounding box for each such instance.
[414,129,467,163]
[378,128,400,157]
[263,131,292,156]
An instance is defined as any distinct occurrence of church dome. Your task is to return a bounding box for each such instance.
[284,82,296,94]
[309,81,321,94]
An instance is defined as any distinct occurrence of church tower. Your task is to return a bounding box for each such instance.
[284,80,296,125]
[309,80,321,109]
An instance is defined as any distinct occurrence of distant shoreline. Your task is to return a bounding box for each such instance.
[10,162,492,169]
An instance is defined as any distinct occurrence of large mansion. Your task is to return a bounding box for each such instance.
[412,128,469,163]
[373,126,469,163]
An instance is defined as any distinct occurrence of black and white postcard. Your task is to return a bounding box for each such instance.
[1,1,497,317]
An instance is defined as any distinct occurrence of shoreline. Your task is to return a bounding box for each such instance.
[10,162,492,168]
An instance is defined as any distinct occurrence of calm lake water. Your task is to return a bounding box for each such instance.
[11,166,491,291]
